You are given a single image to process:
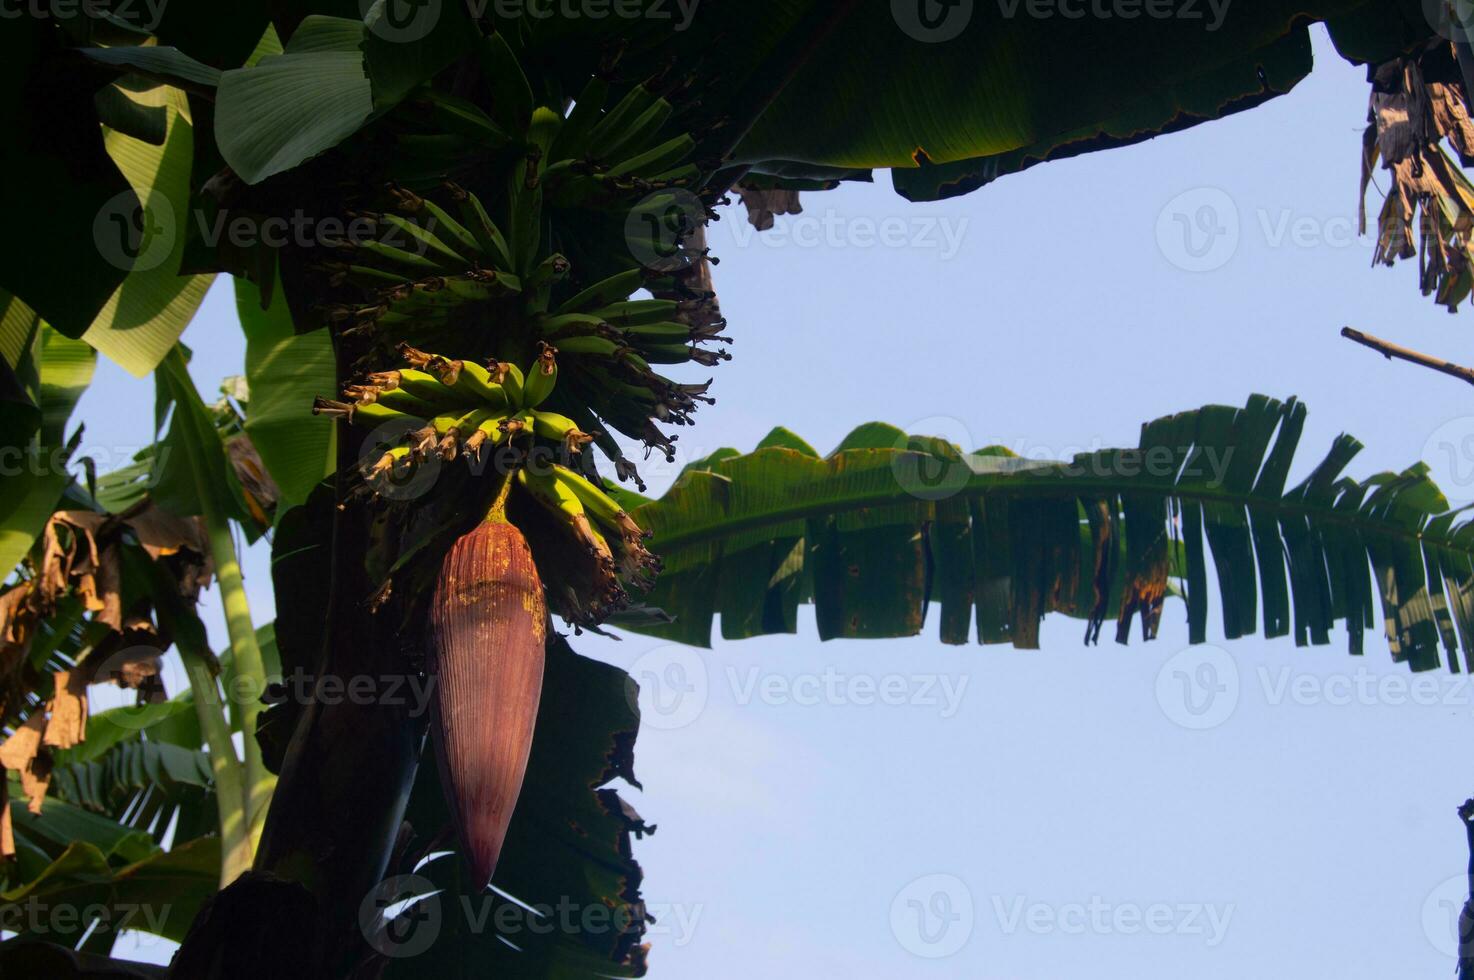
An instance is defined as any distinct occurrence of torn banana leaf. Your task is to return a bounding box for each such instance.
[616,395,1474,674]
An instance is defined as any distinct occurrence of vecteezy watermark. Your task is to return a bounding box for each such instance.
[628,645,709,730]
[0,0,168,30]
[1156,187,1381,272]
[1156,645,1474,730]
[93,199,433,273]
[358,874,699,958]
[891,416,978,502]
[725,665,970,718]
[990,895,1235,945]
[1423,873,1473,960]
[1423,415,1474,507]
[892,0,975,42]
[1155,645,1239,730]
[721,209,970,261]
[1424,0,1474,43]
[481,0,701,29]
[625,646,971,729]
[891,874,974,958]
[1155,187,1240,272]
[626,189,707,272]
[995,0,1232,31]
[0,898,173,941]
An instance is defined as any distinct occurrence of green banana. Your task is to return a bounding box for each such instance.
[521,343,558,408]
[600,99,673,163]
[548,73,609,161]
[593,299,680,326]
[490,359,525,407]
[420,89,513,148]
[446,184,517,272]
[553,335,624,357]
[585,84,658,157]
[312,398,415,426]
[556,268,645,314]
[477,32,533,134]
[350,239,445,276]
[375,213,470,270]
[528,409,592,454]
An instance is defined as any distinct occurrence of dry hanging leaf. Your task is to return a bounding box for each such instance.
[734,183,802,231]
[0,711,51,814]
[42,669,87,750]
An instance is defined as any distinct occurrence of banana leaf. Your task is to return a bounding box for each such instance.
[615,395,1474,675]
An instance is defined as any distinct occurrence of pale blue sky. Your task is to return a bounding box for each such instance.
[79,26,1474,977]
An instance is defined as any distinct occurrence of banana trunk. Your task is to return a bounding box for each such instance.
[428,514,546,889]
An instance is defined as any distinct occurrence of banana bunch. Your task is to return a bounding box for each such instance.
[313,341,591,483]
[313,338,657,625]
[316,31,733,502]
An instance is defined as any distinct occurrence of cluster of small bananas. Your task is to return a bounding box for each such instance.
[317,34,727,490]
[314,342,658,622]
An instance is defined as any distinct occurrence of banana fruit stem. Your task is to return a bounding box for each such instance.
[181,645,250,886]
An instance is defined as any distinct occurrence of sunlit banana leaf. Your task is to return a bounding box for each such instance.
[0,830,218,947]
[81,85,214,378]
[616,395,1474,674]
[387,637,649,978]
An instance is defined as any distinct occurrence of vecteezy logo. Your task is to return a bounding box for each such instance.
[359,874,441,957]
[1424,0,1474,42]
[627,645,708,730]
[1155,188,1239,273]
[358,418,442,501]
[1155,645,1238,730]
[94,189,175,273]
[892,0,974,42]
[1423,416,1474,507]
[890,873,973,958]
[891,417,975,502]
[362,0,443,43]
[625,189,705,272]
[1422,874,1471,959]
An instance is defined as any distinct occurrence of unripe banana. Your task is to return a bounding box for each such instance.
[553,335,623,357]
[516,467,613,565]
[591,298,679,326]
[444,358,510,408]
[605,132,694,180]
[556,268,645,314]
[585,84,658,157]
[525,253,570,313]
[445,184,516,272]
[419,89,513,149]
[548,74,610,160]
[313,397,413,426]
[373,213,470,270]
[521,343,558,409]
[599,99,673,163]
[391,187,486,261]
[489,359,525,407]
[477,32,534,134]
[349,239,445,276]
[527,409,592,455]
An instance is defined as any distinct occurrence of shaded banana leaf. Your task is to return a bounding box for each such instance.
[616,395,1474,674]
[0,310,97,577]
[387,637,649,978]
[0,20,133,337]
[694,0,1432,200]
[0,943,165,979]
[236,275,337,513]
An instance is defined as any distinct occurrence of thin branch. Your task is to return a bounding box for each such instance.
[1341,326,1474,386]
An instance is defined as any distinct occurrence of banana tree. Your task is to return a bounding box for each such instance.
[0,1,1465,976]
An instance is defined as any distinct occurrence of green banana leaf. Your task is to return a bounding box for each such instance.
[696,0,1432,199]
[149,346,252,528]
[236,276,336,513]
[49,740,216,850]
[387,637,649,978]
[0,306,97,578]
[615,395,1474,675]
[0,830,219,946]
[83,86,215,378]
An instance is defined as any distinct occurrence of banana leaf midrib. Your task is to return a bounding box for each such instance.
[642,463,1448,556]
